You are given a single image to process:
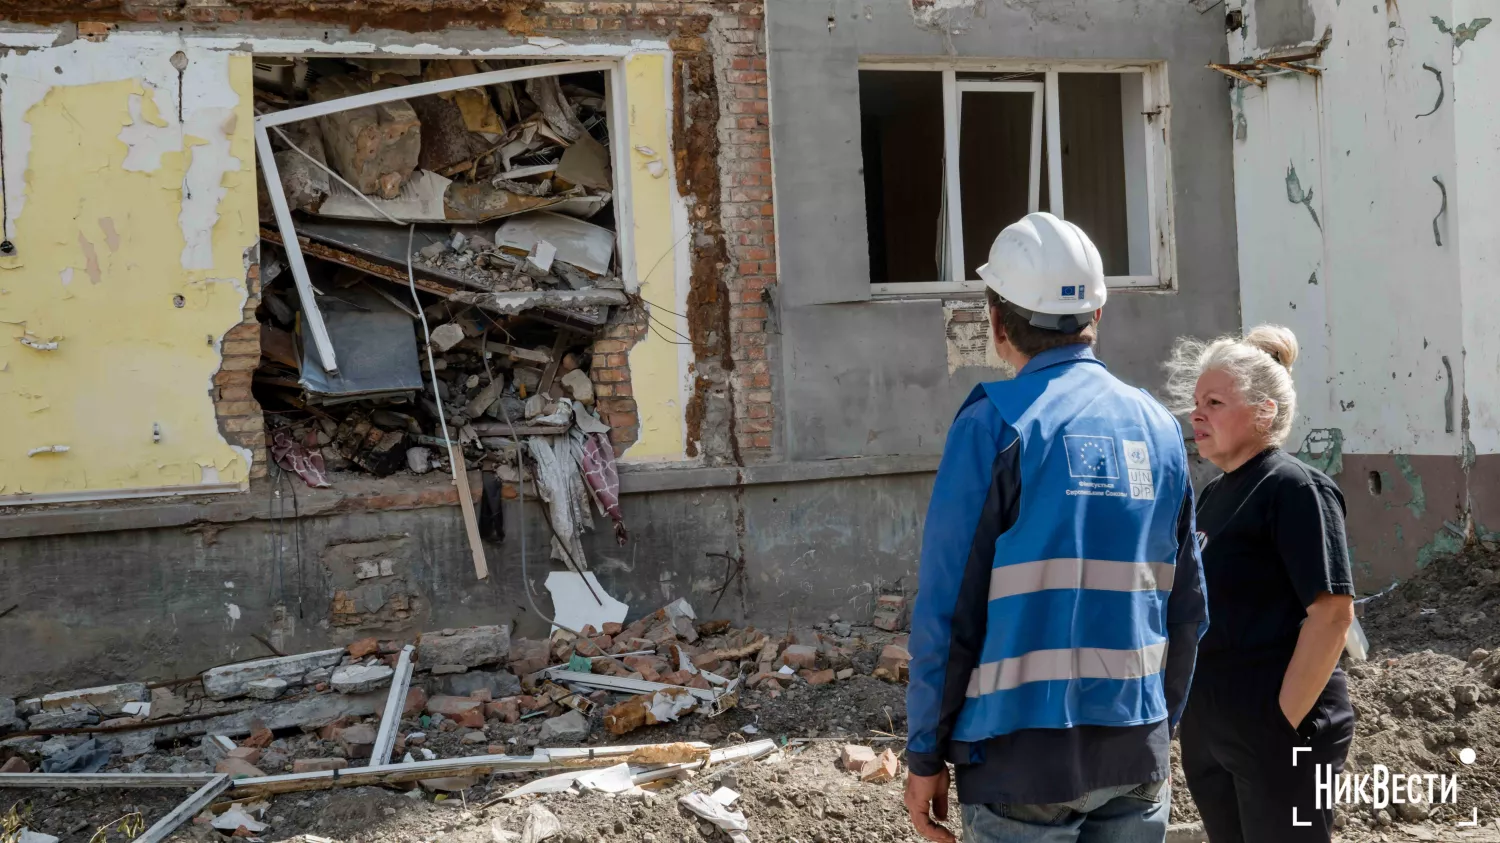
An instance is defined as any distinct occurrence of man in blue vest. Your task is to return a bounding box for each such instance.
[903,213,1209,843]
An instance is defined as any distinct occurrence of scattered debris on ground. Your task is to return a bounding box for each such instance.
[1,600,924,842]
[12,551,1500,841]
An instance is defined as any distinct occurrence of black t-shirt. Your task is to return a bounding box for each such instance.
[1195,448,1355,664]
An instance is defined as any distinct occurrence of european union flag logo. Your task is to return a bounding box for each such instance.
[1060,285,1077,298]
[1063,435,1118,479]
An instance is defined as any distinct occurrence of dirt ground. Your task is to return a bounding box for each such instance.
[8,549,1500,842]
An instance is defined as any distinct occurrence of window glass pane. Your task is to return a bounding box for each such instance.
[858,71,943,283]
[1058,73,1132,276]
[958,90,1036,281]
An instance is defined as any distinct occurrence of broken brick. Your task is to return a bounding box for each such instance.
[240,722,274,749]
[336,723,377,759]
[485,698,521,724]
[347,637,380,660]
[841,744,876,772]
[591,634,615,651]
[215,757,266,779]
[862,749,900,783]
[602,622,624,636]
[802,669,836,686]
[226,747,262,764]
[875,645,911,683]
[317,717,352,742]
[0,758,29,774]
[404,687,428,716]
[780,644,819,670]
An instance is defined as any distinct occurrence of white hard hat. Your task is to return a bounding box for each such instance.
[976,212,1106,332]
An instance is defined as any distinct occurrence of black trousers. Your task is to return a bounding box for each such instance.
[1180,662,1355,843]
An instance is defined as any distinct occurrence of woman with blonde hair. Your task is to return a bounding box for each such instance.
[1166,325,1356,842]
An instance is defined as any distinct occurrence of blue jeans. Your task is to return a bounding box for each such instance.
[961,780,1171,843]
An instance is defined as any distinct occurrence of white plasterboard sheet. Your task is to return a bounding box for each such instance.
[496,211,615,276]
[544,571,628,634]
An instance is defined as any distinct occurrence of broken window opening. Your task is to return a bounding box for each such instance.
[250,52,634,561]
[859,63,1173,297]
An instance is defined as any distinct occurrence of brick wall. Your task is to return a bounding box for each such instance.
[589,306,649,457]
[98,0,778,470]
[715,11,778,461]
[214,261,267,480]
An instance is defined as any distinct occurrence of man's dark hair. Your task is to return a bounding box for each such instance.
[986,288,1098,357]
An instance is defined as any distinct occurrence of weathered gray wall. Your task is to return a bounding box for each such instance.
[768,0,1241,460]
[0,472,932,698]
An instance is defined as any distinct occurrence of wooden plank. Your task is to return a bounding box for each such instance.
[138,775,231,843]
[537,332,570,396]
[484,340,553,365]
[453,451,490,580]
[369,645,415,766]
[0,772,217,789]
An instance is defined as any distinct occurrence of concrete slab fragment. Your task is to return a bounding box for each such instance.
[201,649,344,701]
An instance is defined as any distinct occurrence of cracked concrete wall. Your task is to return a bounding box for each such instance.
[0,473,931,697]
[768,0,1239,460]
[1231,0,1500,587]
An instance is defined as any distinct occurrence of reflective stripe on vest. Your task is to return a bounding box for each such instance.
[966,641,1169,697]
[986,557,1176,601]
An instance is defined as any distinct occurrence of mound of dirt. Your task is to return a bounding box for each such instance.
[1363,547,1500,660]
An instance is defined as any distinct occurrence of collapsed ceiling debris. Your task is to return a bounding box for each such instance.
[251,56,634,576]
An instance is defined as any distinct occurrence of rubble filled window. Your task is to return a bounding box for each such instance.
[859,64,1173,296]
[251,56,632,563]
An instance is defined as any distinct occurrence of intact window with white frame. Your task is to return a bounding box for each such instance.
[858,63,1175,297]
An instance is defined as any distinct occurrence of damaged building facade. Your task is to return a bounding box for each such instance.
[0,0,1355,696]
[1222,0,1500,586]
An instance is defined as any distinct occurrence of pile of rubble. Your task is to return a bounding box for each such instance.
[0,597,916,841]
[251,55,634,501]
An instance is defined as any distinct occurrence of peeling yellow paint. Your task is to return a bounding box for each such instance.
[621,53,686,461]
[0,55,257,499]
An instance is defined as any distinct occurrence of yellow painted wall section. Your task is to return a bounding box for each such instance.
[0,54,257,498]
[621,53,687,461]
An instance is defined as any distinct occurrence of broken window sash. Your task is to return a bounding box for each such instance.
[255,59,617,374]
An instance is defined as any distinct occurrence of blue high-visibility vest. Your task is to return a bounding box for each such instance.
[948,350,1189,740]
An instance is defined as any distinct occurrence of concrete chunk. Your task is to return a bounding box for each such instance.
[159,691,384,743]
[28,706,98,730]
[245,678,288,701]
[201,649,344,701]
[436,669,522,700]
[538,709,590,743]
[331,663,394,694]
[418,625,510,670]
[39,683,148,716]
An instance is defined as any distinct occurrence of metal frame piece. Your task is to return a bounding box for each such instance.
[542,667,740,712]
[0,772,218,789]
[369,644,415,766]
[255,59,618,374]
[138,775,232,843]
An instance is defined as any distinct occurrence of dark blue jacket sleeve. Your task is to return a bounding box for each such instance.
[907,401,1010,776]
[1163,482,1209,728]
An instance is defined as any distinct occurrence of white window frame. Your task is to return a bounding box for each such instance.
[861,60,1176,299]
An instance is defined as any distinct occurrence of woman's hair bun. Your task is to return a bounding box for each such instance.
[1244,324,1298,372]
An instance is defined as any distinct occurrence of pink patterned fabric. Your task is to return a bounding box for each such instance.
[579,431,627,543]
[271,429,331,488]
